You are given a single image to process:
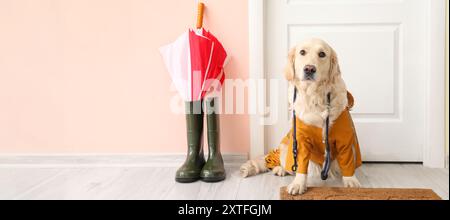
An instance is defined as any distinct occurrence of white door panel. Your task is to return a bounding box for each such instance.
[265,0,428,162]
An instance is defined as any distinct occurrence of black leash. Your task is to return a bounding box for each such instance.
[291,85,299,172]
[290,59,331,180]
[321,93,331,180]
[291,59,299,172]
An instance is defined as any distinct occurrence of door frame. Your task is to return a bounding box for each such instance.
[248,0,447,168]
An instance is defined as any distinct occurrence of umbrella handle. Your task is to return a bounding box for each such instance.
[196,2,205,29]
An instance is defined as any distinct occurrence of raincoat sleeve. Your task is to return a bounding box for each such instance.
[293,136,311,175]
[333,111,363,177]
[283,122,312,174]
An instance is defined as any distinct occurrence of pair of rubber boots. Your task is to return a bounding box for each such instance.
[175,98,225,183]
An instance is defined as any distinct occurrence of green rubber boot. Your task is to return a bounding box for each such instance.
[175,100,206,183]
[201,98,226,182]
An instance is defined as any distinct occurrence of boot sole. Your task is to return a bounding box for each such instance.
[175,177,200,183]
[200,176,226,183]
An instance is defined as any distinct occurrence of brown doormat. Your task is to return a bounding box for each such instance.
[280,187,442,200]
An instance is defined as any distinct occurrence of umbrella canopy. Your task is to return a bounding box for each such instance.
[160,5,228,102]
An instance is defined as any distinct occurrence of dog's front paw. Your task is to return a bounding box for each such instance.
[287,174,307,195]
[287,182,307,195]
[272,166,287,177]
[343,175,361,188]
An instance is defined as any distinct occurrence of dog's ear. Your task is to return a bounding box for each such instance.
[284,47,297,81]
[329,47,341,83]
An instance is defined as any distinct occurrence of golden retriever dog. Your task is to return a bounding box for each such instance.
[240,38,363,195]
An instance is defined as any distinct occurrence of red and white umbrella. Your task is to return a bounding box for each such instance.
[160,3,228,102]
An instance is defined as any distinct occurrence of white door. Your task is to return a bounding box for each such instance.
[265,0,431,162]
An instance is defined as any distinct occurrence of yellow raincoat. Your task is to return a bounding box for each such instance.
[266,92,362,177]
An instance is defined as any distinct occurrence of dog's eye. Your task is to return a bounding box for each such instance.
[319,52,326,58]
[300,50,306,56]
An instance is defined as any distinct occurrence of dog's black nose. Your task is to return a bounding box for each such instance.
[304,65,316,75]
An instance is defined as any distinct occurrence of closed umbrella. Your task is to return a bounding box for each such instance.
[159,9,228,101]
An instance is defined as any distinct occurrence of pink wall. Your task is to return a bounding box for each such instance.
[0,0,249,154]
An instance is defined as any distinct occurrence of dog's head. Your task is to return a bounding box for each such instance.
[285,38,340,85]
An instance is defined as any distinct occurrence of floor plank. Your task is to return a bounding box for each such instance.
[0,168,63,200]
[0,164,447,200]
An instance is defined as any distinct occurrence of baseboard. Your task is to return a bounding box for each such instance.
[0,153,248,168]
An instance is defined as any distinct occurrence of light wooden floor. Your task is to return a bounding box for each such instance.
[0,164,448,200]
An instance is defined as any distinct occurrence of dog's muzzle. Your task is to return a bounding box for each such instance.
[303,65,316,81]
